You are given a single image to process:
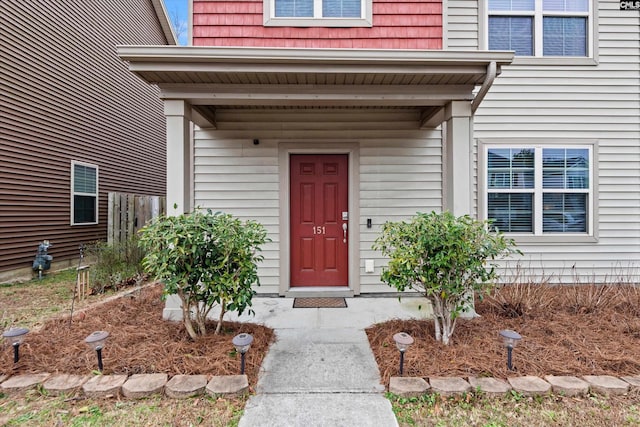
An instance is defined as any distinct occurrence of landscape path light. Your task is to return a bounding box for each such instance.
[499,329,522,371]
[393,332,414,376]
[85,330,109,372]
[3,327,29,363]
[232,333,253,375]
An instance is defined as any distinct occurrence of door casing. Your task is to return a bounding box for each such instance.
[278,142,360,297]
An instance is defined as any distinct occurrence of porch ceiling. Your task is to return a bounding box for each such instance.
[118,46,514,126]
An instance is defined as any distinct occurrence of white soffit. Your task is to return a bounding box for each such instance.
[117,46,514,111]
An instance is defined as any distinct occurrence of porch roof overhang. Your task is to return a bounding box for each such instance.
[117,46,514,128]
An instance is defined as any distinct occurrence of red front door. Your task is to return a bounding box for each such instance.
[290,154,349,287]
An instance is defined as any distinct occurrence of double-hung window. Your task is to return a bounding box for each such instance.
[264,0,372,27]
[71,161,98,225]
[487,0,591,57]
[485,145,592,235]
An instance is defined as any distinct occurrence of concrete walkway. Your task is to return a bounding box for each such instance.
[222,296,432,427]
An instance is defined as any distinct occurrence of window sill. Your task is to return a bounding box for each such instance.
[263,17,373,27]
[510,234,597,245]
[510,57,598,67]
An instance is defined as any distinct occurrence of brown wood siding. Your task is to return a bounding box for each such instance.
[0,0,169,274]
[192,0,443,49]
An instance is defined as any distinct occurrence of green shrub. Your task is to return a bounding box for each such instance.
[138,210,269,339]
[373,211,520,345]
[86,236,145,293]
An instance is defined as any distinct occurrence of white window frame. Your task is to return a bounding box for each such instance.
[480,142,596,243]
[264,0,373,27]
[480,0,598,65]
[71,160,99,226]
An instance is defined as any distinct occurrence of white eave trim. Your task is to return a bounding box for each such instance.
[149,0,178,45]
[117,46,514,67]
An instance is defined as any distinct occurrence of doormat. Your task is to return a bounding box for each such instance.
[293,297,347,308]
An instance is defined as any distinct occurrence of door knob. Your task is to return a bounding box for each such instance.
[342,223,347,243]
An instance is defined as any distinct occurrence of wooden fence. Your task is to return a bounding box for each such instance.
[107,193,166,245]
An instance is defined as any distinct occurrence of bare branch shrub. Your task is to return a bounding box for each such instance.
[607,262,640,286]
[485,263,557,318]
[616,285,640,316]
[604,263,640,316]
[565,284,618,314]
[564,269,618,314]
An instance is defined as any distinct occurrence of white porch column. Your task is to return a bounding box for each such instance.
[164,100,192,216]
[444,101,473,216]
[444,101,479,318]
[162,100,192,320]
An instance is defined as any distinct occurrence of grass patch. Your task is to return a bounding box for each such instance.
[0,392,246,427]
[387,390,640,427]
[0,269,79,330]
[0,267,148,331]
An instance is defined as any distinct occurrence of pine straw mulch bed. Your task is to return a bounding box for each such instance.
[0,284,274,387]
[367,283,640,386]
[4,282,640,390]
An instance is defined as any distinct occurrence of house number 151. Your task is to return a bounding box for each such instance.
[313,226,326,235]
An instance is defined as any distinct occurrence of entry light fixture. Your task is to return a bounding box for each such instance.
[3,327,29,363]
[393,332,414,376]
[232,333,254,375]
[85,330,109,372]
[499,329,522,371]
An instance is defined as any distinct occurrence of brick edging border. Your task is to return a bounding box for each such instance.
[389,374,640,398]
[0,372,249,399]
[2,372,639,400]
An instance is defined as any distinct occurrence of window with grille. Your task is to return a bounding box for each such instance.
[265,0,372,26]
[71,161,98,225]
[485,145,592,235]
[487,0,591,57]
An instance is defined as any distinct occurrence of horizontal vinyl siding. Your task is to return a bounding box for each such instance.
[194,133,281,294]
[444,0,479,50]
[0,0,169,274]
[194,109,443,293]
[474,1,640,283]
[192,0,443,49]
[359,134,443,292]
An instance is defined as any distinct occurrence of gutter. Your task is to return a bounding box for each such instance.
[117,46,515,66]
[471,61,497,114]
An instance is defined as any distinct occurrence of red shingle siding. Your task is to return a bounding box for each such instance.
[193,0,442,49]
